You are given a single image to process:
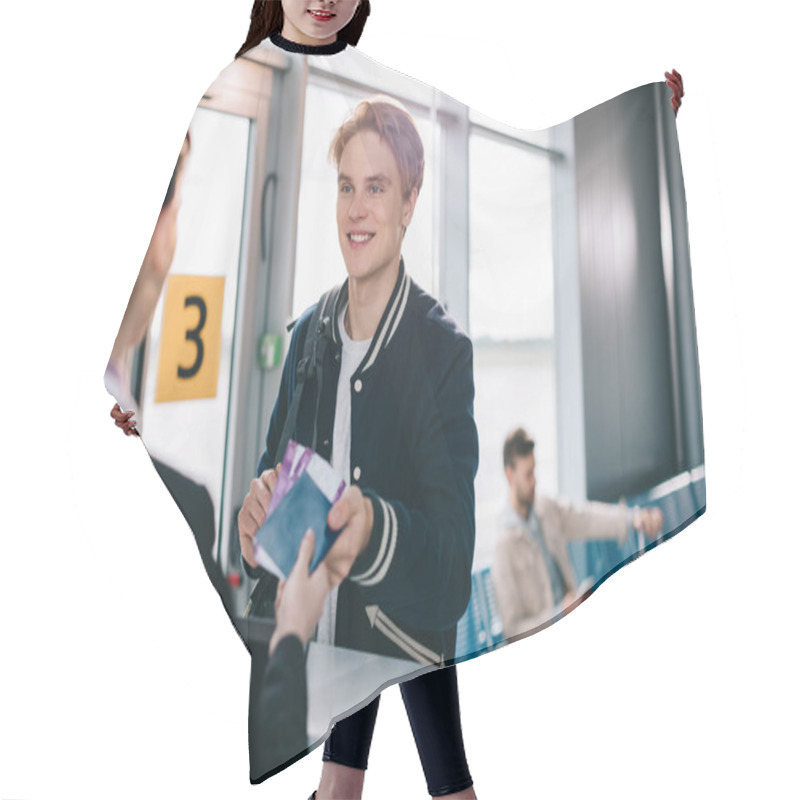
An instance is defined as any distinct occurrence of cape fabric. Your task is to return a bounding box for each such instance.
[106,33,705,782]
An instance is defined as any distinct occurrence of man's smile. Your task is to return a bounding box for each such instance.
[347,231,375,246]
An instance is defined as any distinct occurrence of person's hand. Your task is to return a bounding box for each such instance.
[270,529,336,656]
[237,463,282,569]
[665,69,684,116]
[110,403,139,437]
[323,485,374,586]
[632,506,664,538]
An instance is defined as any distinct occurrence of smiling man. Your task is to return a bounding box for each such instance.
[238,99,479,797]
[334,127,417,340]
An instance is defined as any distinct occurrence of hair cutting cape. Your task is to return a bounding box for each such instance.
[105,34,705,783]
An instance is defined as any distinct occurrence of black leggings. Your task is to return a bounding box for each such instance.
[322,664,473,797]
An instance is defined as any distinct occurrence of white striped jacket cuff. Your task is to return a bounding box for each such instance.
[350,493,397,587]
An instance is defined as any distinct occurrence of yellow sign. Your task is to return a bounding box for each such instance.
[155,275,225,403]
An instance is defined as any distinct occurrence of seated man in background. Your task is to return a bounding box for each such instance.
[492,427,663,639]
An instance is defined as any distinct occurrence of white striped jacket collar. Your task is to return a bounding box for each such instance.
[330,257,412,375]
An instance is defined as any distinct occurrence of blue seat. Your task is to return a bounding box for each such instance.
[570,470,705,592]
[455,567,505,660]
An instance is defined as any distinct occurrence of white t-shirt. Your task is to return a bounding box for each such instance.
[315,302,373,645]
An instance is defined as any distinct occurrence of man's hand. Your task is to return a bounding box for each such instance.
[110,403,138,437]
[237,464,282,569]
[324,485,374,586]
[665,69,684,116]
[270,529,336,656]
[632,506,664,538]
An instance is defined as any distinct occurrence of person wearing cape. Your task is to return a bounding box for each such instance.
[106,1,694,795]
[111,5,480,798]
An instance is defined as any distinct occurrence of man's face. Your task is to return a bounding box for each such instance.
[507,452,536,510]
[336,130,417,285]
[281,0,360,45]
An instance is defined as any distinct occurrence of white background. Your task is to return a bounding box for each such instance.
[1,1,797,798]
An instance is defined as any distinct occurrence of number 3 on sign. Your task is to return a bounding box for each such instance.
[155,274,225,403]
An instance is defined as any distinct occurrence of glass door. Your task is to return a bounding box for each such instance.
[137,57,275,588]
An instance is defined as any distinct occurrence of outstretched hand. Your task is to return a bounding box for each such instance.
[632,506,664,538]
[665,69,684,115]
[270,529,336,656]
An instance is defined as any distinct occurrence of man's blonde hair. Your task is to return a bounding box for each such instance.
[329,97,425,200]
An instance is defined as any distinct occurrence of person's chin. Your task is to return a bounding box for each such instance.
[344,263,375,282]
[300,18,338,41]
[342,247,375,280]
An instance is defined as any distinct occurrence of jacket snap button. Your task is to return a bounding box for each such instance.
[354,379,363,393]
[353,466,361,481]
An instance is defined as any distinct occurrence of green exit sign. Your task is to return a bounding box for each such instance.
[258,333,282,370]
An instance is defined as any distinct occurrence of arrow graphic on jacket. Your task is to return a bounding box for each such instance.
[365,605,444,666]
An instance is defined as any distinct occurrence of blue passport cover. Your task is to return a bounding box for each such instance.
[254,471,341,577]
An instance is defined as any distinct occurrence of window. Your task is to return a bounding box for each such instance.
[140,107,251,529]
[468,127,558,567]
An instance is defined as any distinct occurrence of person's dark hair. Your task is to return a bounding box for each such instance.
[163,130,192,209]
[235,0,371,60]
[503,427,535,470]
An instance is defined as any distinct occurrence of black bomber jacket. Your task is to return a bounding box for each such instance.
[253,259,479,666]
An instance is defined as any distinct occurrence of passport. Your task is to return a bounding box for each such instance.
[254,441,346,579]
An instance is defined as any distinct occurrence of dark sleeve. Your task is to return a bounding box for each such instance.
[349,333,479,632]
[248,634,308,781]
[151,457,234,616]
